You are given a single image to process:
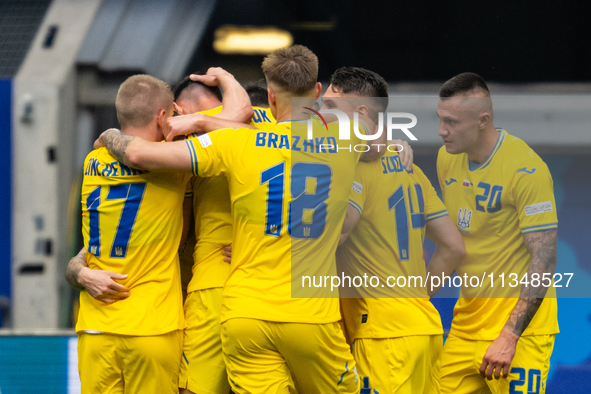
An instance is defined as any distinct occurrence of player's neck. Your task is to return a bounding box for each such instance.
[275,99,317,123]
[466,126,500,164]
[275,108,309,123]
[199,97,222,112]
[121,125,161,142]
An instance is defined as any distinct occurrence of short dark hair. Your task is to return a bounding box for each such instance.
[245,85,269,107]
[439,72,490,98]
[329,67,389,115]
[173,75,222,102]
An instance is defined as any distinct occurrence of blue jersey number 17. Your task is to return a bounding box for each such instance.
[86,182,147,258]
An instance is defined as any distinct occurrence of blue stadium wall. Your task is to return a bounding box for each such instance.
[0,79,12,328]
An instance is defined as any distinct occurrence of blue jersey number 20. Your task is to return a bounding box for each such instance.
[261,162,332,239]
[86,182,147,258]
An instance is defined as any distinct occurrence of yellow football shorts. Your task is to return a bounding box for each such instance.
[77,330,183,394]
[353,335,442,394]
[179,287,230,394]
[440,334,555,394]
[221,318,359,394]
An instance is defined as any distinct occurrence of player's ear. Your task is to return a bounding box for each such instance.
[479,112,491,129]
[315,82,322,98]
[156,108,166,128]
[268,88,276,107]
[358,105,369,117]
[173,102,183,116]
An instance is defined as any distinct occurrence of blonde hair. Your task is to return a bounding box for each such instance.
[261,45,318,95]
[115,75,173,128]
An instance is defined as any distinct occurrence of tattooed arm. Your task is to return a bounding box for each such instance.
[479,229,557,380]
[505,229,558,335]
[95,128,193,172]
[66,248,130,304]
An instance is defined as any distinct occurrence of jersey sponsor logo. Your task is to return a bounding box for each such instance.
[517,167,537,174]
[352,181,363,194]
[525,201,553,216]
[361,314,368,323]
[444,178,457,185]
[457,207,472,230]
[197,133,212,148]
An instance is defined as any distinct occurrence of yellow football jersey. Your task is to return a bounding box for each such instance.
[338,152,446,340]
[251,106,276,125]
[182,104,276,292]
[437,129,559,340]
[185,120,366,323]
[77,147,190,335]
[192,105,275,126]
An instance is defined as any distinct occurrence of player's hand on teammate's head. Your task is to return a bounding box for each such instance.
[222,245,232,263]
[190,67,234,87]
[388,139,413,172]
[78,267,130,304]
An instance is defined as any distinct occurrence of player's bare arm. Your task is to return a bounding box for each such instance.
[65,248,89,290]
[507,229,558,335]
[166,113,255,141]
[96,128,193,172]
[339,204,362,245]
[168,67,255,140]
[425,215,466,296]
[479,229,557,380]
[65,247,130,304]
[191,67,253,122]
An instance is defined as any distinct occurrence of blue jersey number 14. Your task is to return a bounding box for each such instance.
[388,183,426,261]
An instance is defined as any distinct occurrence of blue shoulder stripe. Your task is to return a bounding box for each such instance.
[426,210,449,221]
[349,200,363,215]
[185,140,198,176]
[521,223,558,233]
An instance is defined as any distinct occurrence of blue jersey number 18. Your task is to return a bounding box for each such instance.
[261,162,332,239]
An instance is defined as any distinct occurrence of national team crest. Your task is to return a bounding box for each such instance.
[457,207,472,230]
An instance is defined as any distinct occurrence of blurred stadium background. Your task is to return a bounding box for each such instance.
[0,0,590,392]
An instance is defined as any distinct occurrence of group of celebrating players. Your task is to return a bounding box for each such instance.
[65,44,559,394]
